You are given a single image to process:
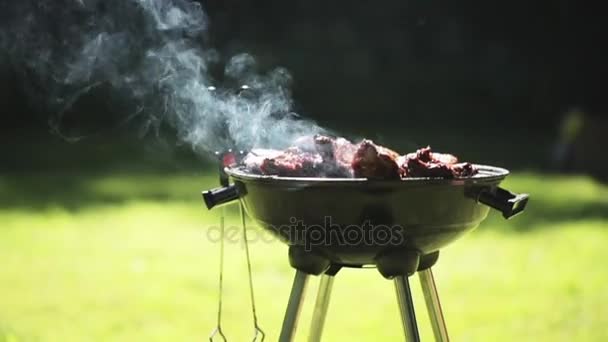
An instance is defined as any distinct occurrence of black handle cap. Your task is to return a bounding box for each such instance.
[477,187,529,219]
[202,185,239,210]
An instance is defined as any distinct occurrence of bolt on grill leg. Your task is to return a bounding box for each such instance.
[394,276,421,342]
[419,268,449,342]
[279,270,309,342]
[308,274,335,342]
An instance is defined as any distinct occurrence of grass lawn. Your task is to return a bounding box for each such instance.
[1,168,607,341]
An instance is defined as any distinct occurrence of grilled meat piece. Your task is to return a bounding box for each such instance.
[312,135,335,160]
[401,146,477,178]
[432,153,459,165]
[352,140,401,179]
[408,146,458,165]
[333,137,359,167]
[242,149,283,173]
[450,162,477,178]
[313,135,357,177]
[243,136,355,177]
[404,157,454,178]
[243,140,477,179]
[259,147,323,177]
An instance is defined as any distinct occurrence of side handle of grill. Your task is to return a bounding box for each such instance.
[469,187,529,219]
[202,185,239,210]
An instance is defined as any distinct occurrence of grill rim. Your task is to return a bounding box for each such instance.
[225,164,509,186]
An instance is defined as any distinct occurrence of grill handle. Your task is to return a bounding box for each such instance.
[202,185,239,210]
[472,187,529,219]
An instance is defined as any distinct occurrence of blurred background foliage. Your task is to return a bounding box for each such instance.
[2,0,607,176]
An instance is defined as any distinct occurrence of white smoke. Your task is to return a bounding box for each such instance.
[0,0,325,153]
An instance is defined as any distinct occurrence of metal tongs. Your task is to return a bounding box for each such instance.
[208,151,265,341]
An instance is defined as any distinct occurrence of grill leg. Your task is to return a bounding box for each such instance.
[419,268,449,342]
[308,274,335,342]
[279,270,309,342]
[394,276,421,342]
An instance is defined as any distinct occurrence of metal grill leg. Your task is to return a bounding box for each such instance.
[279,270,309,342]
[419,268,449,342]
[394,276,421,342]
[308,274,335,342]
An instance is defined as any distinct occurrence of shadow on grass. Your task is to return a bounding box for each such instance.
[1,168,607,233]
[483,199,608,231]
[2,133,607,230]
[483,172,608,231]
[1,132,220,211]
[0,171,219,211]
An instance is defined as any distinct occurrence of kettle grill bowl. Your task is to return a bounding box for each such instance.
[226,165,509,267]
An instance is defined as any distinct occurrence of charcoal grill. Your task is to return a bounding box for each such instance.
[202,151,529,341]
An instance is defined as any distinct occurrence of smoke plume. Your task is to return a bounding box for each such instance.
[0,0,326,154]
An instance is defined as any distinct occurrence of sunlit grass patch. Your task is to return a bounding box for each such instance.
[0,172,606,341]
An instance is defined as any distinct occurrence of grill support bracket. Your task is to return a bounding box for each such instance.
[277,251,447,342]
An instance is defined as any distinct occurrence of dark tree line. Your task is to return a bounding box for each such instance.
[2,0,606,133]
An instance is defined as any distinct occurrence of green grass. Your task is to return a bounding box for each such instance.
[1,170,607,341]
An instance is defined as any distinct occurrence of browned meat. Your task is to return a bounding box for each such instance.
[450,162,477,177]
[352,140,401,179]
[404,157,453,178]
[242,149,283,173]
[243,137,353,177]
[259,147,323,177]
[401,146,477,178]
[408,146,458,165]
[312,135,357,177]
[432,153,459,165]
[312,135,335,160]
[242,139,477,179]
[328,136,359,167]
